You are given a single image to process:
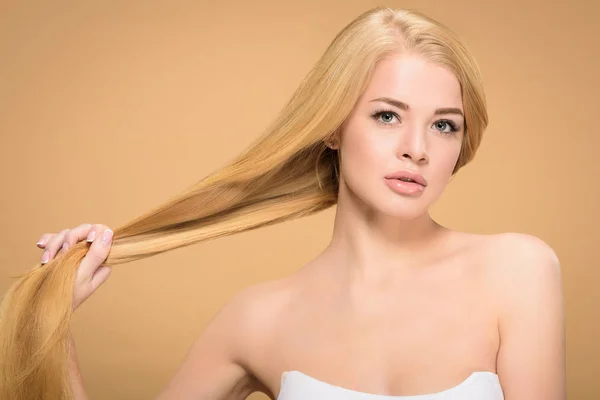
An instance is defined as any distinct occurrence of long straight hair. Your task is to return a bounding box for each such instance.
[0,7,488,399]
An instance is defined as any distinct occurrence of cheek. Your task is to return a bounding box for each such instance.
[340,126,389,179]
[444,139,463,170]
[429,143,462,183]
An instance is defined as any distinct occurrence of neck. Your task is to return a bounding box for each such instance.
[325,183,450,285]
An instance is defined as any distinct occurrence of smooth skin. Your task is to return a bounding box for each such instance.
[37,53,566,399]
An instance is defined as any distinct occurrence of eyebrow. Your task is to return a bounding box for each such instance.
[370,97,464,117]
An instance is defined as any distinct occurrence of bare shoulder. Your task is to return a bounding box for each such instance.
[481,232,561,277]
[154,277,295,400]
[222,276,299,396]
[478,233,566,398]
[214,275,297,363]
[477,231,563,318]
[228,276,297,341]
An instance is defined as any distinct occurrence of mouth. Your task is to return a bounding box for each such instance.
[389,177,422,185]
[384,177,426,195]
[384,170,427,187]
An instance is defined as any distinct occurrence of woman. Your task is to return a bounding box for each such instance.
[0,6,565,400]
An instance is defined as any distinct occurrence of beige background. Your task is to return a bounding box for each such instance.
[1,0,598,399]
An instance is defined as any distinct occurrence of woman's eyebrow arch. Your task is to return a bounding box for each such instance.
[370,97,464,117]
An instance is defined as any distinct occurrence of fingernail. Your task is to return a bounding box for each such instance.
[41,251,49,264]
[37,238,46,246]
[101,229,113,247]
[87,230,96,242]
[62,242,69,252]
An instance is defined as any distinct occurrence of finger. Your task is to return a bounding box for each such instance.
[90,265,112,291]
[41,229,70,264]
[76,227,113,283]
[85,224,104,244]
[36,233,53,249]
[60,223,93,253]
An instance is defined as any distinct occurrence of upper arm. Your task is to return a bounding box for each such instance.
[153,285,269,400]
[495,233,566,399]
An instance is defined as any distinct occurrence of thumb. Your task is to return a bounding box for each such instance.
[90,265,112,291]
[77,228,113,284]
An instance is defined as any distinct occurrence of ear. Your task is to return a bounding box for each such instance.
[325,133,340,150]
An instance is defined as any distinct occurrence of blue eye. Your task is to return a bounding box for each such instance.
[434,120,460,134]
[372,110,399,125]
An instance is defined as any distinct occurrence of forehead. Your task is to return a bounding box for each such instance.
[361,53,463,110]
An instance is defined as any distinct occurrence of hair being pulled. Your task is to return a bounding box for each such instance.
[0,6,488,399]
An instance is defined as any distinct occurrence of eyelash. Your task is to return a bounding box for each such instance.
[371,108,461,135]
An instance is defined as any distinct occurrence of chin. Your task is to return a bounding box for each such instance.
[343,180,432,219]
[378,205,428,220]
[367,195,430,220]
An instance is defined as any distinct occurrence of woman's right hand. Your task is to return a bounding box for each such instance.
[36,223,114,311]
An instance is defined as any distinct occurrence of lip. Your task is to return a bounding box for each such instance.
[384,169,427,187]
[384,178,425,196]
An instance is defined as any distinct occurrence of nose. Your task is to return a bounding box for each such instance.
[396,126,428,164]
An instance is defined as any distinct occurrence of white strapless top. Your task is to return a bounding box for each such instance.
[277,371,504,400]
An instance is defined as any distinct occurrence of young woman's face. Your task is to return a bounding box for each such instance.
[336,53,465,219]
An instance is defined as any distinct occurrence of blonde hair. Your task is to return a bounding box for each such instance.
[0,7,488,399]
